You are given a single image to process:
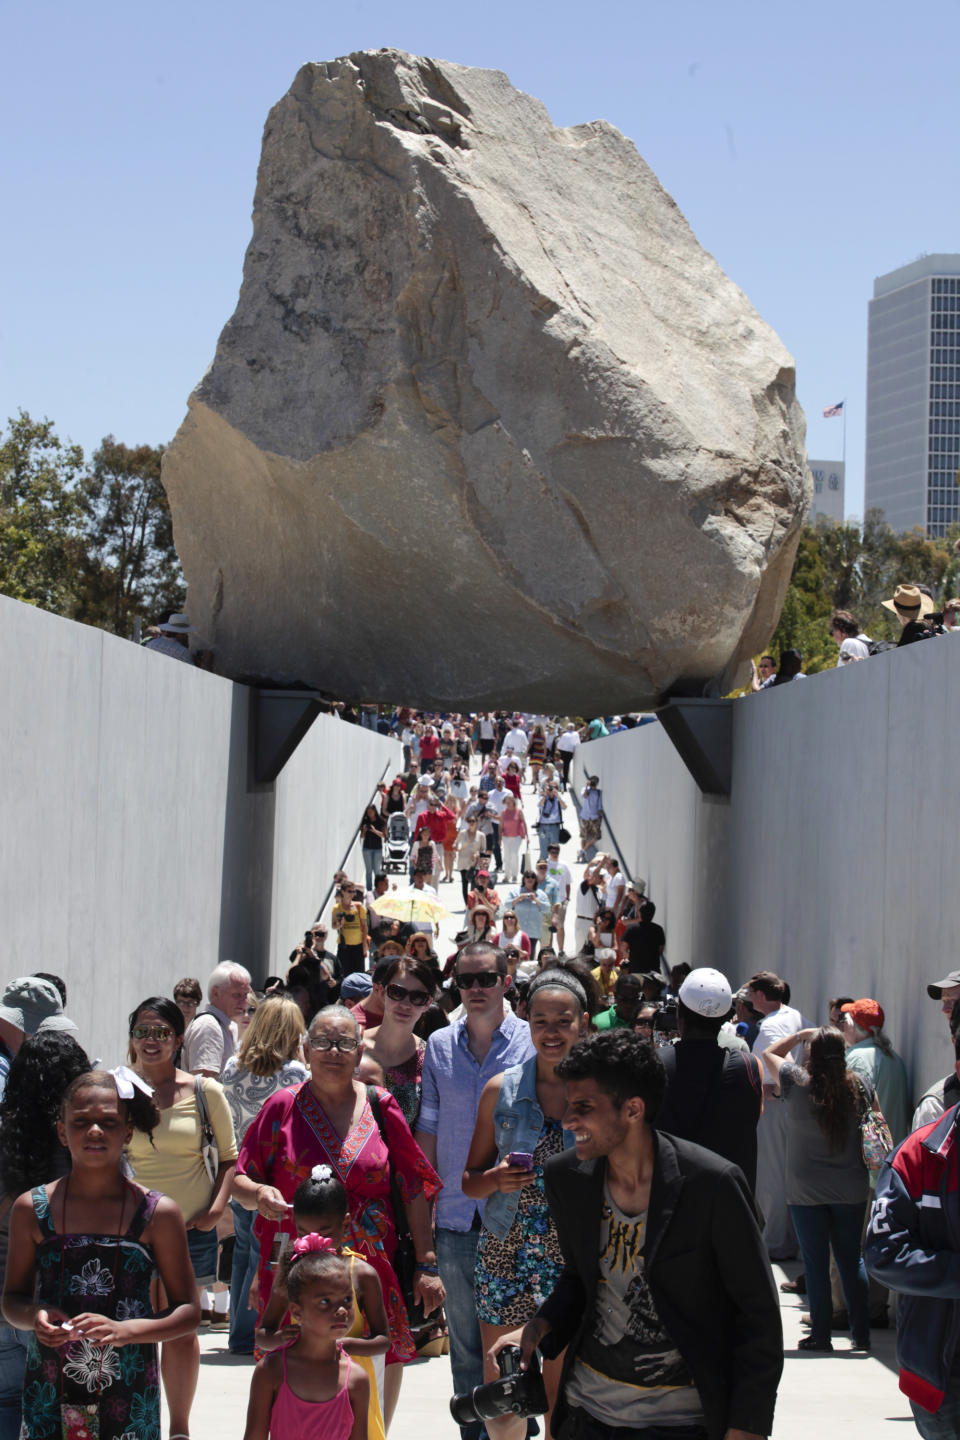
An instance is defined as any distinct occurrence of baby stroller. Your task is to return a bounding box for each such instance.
[384,812,411,873]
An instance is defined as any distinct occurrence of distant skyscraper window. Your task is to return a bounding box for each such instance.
[865,255,960,537]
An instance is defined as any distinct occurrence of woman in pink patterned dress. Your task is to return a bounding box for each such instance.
[233,1005,443,1429]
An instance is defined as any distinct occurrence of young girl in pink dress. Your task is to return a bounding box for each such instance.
[257,1169,389,1440]
[244,1238,369,1440]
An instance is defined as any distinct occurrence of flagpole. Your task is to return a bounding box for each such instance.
[842,399,847,471]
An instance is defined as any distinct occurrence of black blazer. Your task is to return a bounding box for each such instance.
[538,1130,782,1440]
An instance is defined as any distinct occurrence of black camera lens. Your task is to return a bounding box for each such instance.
[449,1347,548,1426]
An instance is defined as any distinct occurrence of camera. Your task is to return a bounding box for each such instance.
[450,1346,548,1426]
[654,1001,678,1039]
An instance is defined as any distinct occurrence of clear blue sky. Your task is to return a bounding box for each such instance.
[3,0,958,521]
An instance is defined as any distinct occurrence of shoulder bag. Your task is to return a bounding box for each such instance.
[367,1085,427,1328]
[853,1075,894,1173]
[194,1076,219,1187]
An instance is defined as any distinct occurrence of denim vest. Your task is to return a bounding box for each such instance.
[482,1054,575,1240]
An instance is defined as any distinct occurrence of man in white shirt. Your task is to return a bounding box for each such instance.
[602,857,625,914]
[183,961,252,1078]
[555,723,580,789]
[484,774,509,872]
[574,857,606,954]
[747,970,803,1260]
[545,842,572,953]
[476,712,496,762]
[830,610,871,666]
[501,719,529,765]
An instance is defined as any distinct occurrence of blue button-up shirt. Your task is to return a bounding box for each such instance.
[417,1007,535,1230]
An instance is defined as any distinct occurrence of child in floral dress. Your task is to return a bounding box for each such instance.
[2,1069,199,1440]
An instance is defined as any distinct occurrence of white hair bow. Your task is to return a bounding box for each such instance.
[311,1164,333,1181]
[110,1065,155,1101]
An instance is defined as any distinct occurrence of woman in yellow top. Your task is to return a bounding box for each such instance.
[332,883,369,977]
[127,995,238,1440]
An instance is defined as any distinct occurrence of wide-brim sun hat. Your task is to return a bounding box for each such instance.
[881,585,935,618]
[0,977,71,1035]
[159,612,193,634]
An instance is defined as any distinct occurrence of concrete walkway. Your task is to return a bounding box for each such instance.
[186,750,914,1439]
[188,1265,911,1439]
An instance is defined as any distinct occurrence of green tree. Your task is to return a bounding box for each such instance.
[762,511,960,676]
[76,437,184,637]
[0,411,85,613]
[768,529,834,672]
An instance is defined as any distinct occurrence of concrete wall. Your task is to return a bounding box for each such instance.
[573,640,960,1101]
[1,595,400,1067]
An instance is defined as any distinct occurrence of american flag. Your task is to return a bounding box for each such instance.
[823,400,844,418]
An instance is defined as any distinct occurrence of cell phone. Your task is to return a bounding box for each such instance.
[508,1151,534,1170]
[269,1232,290,1270]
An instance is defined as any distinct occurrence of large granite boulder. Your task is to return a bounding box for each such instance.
[163,49,808,711]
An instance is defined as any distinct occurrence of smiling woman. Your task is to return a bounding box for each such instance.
[124,996,238,1440]
[357,958,438,1128]
[232,1005,443,1430]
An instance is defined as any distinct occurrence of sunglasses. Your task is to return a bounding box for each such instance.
[308,1035,360,1053]
[132,1024,174,1042]
[456,971,501,989]
[385,983,431,1008]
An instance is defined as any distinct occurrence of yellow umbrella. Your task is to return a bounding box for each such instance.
[372,887,451,925]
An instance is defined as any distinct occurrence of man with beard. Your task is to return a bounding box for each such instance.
[492,1030,782,1440]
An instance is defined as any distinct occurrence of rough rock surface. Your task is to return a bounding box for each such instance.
[163,49,808,711]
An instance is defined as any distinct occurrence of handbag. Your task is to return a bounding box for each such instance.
[558,826,571,844]
[194,1076,219,1187]
[854,1076,894,1173]
[367,1086,427,1328]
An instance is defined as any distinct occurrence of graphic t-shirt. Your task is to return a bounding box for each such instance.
[565,1184,704,1428]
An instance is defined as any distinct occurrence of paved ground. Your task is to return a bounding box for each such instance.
[188,1266,910,1440]
[184,754,914,1438]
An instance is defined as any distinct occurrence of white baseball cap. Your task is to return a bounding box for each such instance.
[679,967,733,1019]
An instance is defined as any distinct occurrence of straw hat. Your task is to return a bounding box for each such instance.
[881,585,934,618]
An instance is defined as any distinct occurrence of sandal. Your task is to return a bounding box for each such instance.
[416,1325,448,1359]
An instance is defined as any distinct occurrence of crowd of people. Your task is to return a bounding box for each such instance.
[0,718,957,1440]
[750,581,960,690]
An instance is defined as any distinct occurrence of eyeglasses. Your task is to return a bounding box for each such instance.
[308,1034,360,1052]
[385,983,431,1008]
[456,971,501,989]
[132,1024,174,1042]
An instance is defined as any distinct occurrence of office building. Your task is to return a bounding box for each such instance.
[864,253,960,537]
[807,459,845,524]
